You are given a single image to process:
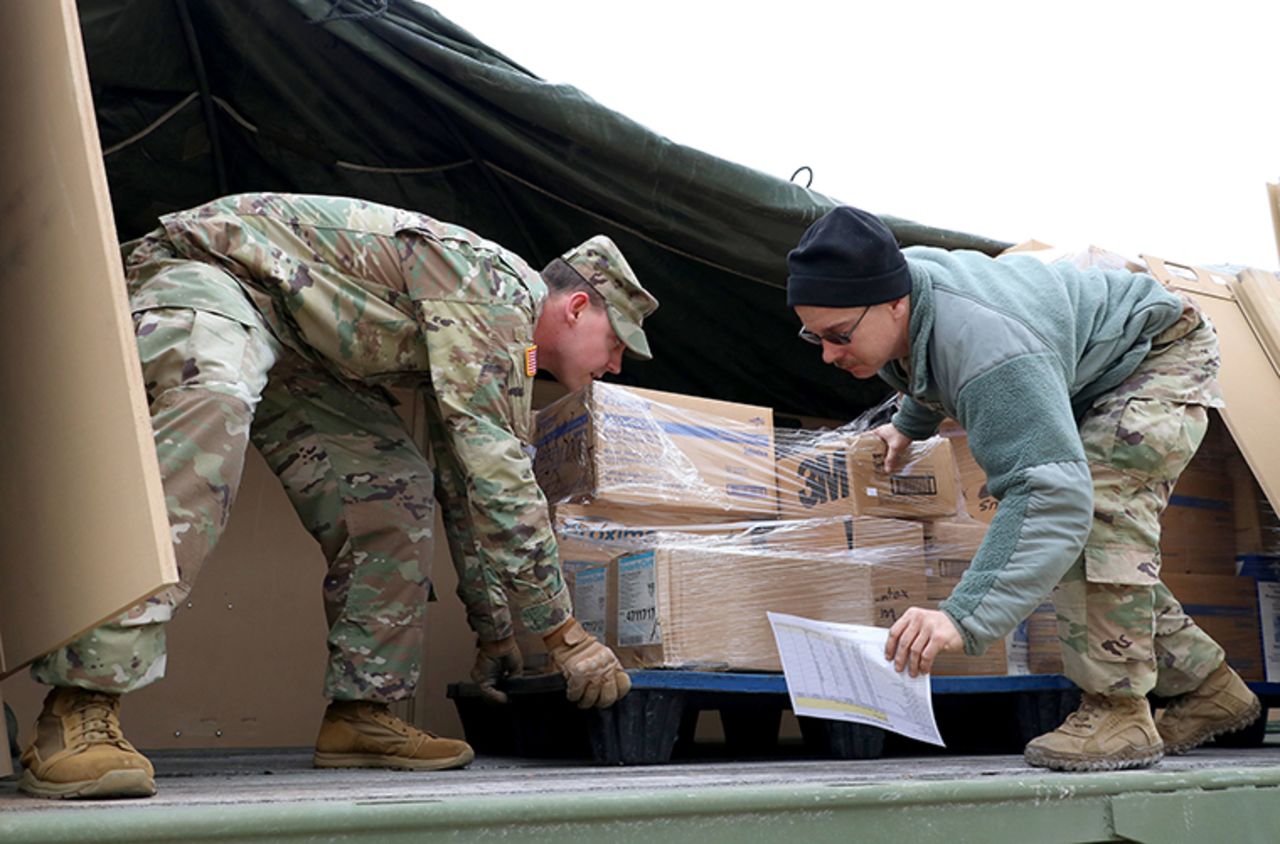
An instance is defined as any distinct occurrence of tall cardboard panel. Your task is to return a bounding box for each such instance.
[1146,257,1280,518]
[4,393,473,750]
[0,0,177,675]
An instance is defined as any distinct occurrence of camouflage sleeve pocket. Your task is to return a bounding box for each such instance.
[501,342,535,445]
[419,301,534,443]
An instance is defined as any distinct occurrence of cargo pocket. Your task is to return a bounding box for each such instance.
[133,307,277,409]
[1084,545,1160,586]
[1083,578,1156,664]
[1104,398,1207,488]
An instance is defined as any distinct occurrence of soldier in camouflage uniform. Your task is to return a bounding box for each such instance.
[787,206,1260,772]
[19,194,657,799]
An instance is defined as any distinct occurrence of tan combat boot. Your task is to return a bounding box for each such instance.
[18,687,155,799]
[313,700,474,771]
[1024,693,1163,772]
[1156,661,1261,754]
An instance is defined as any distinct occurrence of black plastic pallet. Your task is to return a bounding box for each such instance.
[448,671,1261,765]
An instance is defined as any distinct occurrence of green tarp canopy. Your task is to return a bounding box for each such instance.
[80,0,1011,421]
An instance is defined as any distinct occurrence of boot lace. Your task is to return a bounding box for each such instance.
[69,692,126,745]
[366,703,439,739]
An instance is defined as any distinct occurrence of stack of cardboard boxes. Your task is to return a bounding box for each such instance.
[531,384,1274,682]
[531,383,1005,675]
[1158,413,1274,682]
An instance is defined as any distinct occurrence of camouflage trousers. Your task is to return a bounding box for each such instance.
[1054,297,1226,699]
[31,254,437,703]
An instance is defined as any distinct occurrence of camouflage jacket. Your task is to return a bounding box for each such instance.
[133,193,568,639]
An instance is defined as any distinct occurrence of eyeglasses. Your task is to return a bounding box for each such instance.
[797,306,871,346]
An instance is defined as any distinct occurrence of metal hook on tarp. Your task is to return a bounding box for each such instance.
[315,0,389,23]
[790,166,814,189]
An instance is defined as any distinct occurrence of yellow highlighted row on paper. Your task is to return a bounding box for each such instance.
[793,697,889,723]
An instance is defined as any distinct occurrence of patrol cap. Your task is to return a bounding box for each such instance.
[552,235,659,360]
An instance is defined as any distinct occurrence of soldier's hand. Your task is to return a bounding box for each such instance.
[872,423,913,474]
[471,636,524,704]
[885,607,964,677]
[543,618,631,709]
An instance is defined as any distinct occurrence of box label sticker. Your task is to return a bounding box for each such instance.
[571,566,608,641]
[1007,620,1031,675]
[1259,581,1280,683]
[890,475,938,497]
[618,552,661,647]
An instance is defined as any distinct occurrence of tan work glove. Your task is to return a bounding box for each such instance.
[543,617,632,709]
[471,636,524,704]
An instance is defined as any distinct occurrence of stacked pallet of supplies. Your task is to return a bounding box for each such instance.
[771,422,1006,675]
[528,382,1008,676]
[530,383,1276,681]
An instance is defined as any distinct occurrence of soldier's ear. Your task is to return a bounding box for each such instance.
[565,290,593,322]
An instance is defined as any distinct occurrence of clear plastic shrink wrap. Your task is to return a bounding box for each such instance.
[525,383,1011,675]
[528,383,1276,677]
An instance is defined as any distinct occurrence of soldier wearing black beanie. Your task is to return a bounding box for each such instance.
[783,200,1256,778]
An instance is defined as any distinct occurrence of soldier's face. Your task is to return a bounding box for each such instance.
[794,298,911,379]
[539,291,625,389]
[559,305,624,390]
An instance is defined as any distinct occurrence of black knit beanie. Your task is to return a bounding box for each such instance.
[787,206,912,308]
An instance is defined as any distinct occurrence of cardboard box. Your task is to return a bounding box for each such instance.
[1231,452,1280,557]
[1007,622,1030,675]
[1258,580,1280,683]
[613,516,926,670]
[923,520,988,601]
[920,600,1007,676]
[920,517,1007,676]
[1024,600,1064,675]
[514,505,746,673]
[1161,464,1237,576]
[1237,555,1280,581]
[0,0,178,677]
[554,502,754,542]
[776,434,960,521]
[938,425,999,524]
[1164,573,1264,681]
[513,549,616,674]
[534,383,777,519]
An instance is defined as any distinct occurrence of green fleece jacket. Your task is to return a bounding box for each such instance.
[880,247,1185,655]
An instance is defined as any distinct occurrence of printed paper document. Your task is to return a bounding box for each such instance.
[768,611,944,746]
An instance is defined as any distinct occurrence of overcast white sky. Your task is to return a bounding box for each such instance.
[427,1,1280,270]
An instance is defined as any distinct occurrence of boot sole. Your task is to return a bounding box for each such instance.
[17,768,156,800]
[313,747,475,771]
[1024,743,1164,773]
[1162,696,1263,755]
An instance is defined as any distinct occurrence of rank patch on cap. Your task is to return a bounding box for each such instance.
[524,345,538,377]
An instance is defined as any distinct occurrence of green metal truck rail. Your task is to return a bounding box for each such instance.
[4,764,1280,844]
